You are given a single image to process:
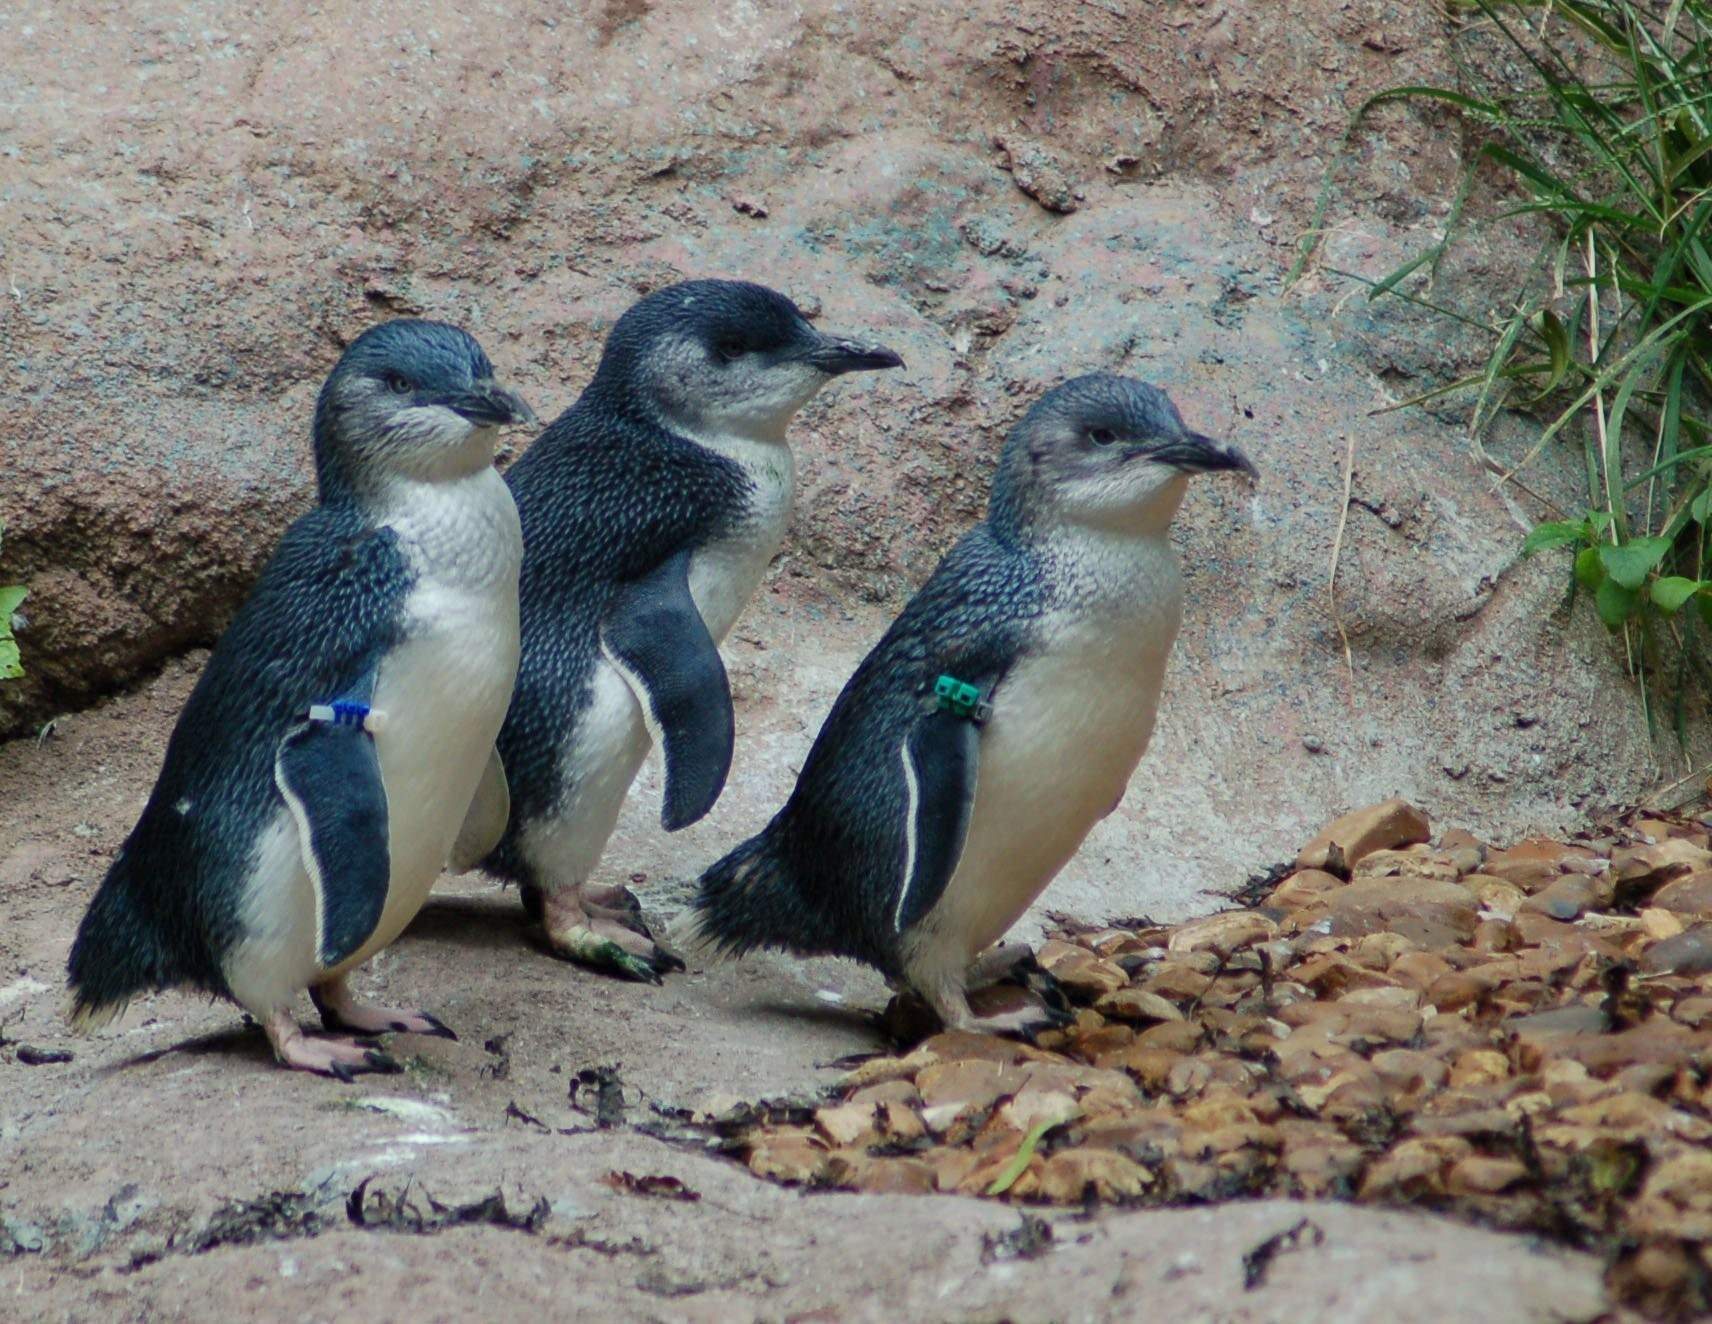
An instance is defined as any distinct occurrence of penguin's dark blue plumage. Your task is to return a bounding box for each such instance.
[67,508,412,1013]
[479,279,902,981]
[689,522,1043,975]
[686,374,1256,1034]
[67,319,534,1077]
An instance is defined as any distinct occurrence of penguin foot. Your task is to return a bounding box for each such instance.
[931,982,1075,1044]
[539,886,685,983]
[310,979,458,1040]
[965,942,1040,991]
[263,1010,405,1081]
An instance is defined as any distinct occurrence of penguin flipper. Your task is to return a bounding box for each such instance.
[893,709,980,934]
[600,549,735,832]
[449,746,510,873]
[275,707,391,970]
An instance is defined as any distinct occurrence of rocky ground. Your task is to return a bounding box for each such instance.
[7,1,1711,1319]
[0,663,1624,1322]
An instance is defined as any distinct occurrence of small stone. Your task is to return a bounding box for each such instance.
[1096,988,1185,1025]
[1351,846,1461,885]
[996,136,1079,213]
[1638,925,1712,977]
[1651,870,1712,914]
[1446,1155,1529,1195]
[1468,875,1527,919]
[1270,869,1343,908]
[1641,908,1685,941]
[1481,838,1581,890]
[1612,838,1712,888]
[1519,874,1609,921]
[1036,939,1130,1000]
[1166,911,1277,957]
[1303,877,1477,949]
[1295,798,1431,875]
[1448,1049,1509,1088]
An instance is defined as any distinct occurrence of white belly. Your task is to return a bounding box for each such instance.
[910,580,1183,975]
[522,660,652,889]
[687,436,794,644]
[225,466,521,1007]
[337,594,518,968]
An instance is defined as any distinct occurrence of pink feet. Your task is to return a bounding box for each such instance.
[262,1008,403,1082]
[532,880,684,983]
[309,978,457,1040]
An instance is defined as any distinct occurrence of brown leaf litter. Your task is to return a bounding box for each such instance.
[733,797,1712,1321]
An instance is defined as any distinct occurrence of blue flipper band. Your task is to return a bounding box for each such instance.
[307,701,387,734]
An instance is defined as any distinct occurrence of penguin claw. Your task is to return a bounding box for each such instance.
[310,986,457,1040]
[363,1050,404,1075]
[413,1013,458,1041]
[540,906,680,984]
[596,941,665,985]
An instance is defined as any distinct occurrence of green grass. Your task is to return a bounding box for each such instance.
[0,520,25,681]
[1293,0,1712,742]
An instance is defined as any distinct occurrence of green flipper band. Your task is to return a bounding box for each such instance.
[934,674,992,724]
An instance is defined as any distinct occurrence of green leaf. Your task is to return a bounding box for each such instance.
[1651,577,1705,613]
[0,584,24,682]
[1521,520,1586,556]
[1529,308,1573,396]
[985,1117,1061,1197]
[1595,578,1640,630]
[1598,537,1673,589]
[1694,487,1712,525]
[1574,545,1606,591]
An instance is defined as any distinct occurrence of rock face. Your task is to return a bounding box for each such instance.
[0,1,1694,911]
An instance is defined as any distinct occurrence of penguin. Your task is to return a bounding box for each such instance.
[682,373,1256,1034]
[66,320,536,1078]
[479,279,903,981]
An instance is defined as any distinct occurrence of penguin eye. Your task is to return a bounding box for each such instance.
[385,374,413,395]
[713,338,745,364]
[1088,427,1118,446]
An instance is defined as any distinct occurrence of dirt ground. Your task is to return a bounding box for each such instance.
[2,660,1612,1322]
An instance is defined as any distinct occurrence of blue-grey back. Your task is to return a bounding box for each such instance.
[760,523,1048,966]
[100,502,413,988]
[493,390,753,843]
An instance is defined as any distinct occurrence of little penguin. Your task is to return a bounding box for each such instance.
[478,279,903,981]
[682,373,1256,1035]
[66,319,536,1078]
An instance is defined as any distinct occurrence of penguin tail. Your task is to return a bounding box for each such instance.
[680,830,831,961]
[65,861,178,1034]
[66,993,125,1036]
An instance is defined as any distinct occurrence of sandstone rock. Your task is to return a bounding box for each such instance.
[1303,877,1477,949]
[1613,840,1712,890]
[1351,845,1462,885]
[996,137,1080,214]
[1165,911,1277,957]
[1653,871,1712,915]
[1295,799,1432,876]
[1270,869,1344,908]
[1639,926,1712,977]
[1520,874,1612,922]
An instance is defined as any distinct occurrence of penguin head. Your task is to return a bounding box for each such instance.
[312,319,536,497]
[993,374,1255,536]
[592,280,903,441]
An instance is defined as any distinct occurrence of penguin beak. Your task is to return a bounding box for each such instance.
[1149,432,1258,479]
[801,333,906,376]
[443,384,539,429]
